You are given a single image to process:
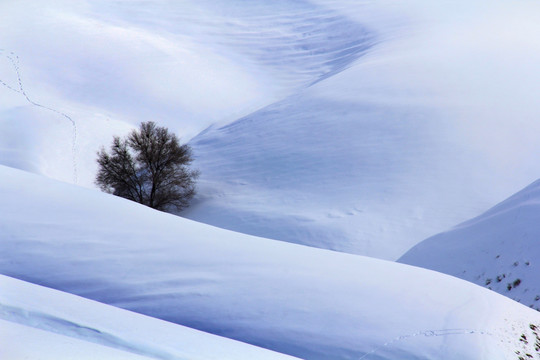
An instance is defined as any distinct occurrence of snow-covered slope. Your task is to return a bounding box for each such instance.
[185,0,540,259]
[4,1,540,358]
[399,179,540,312]
[3,1,540,259]
[1,165,539,359]
[0,0,371,186]
[0,275,299,360]
[1,320,154,360]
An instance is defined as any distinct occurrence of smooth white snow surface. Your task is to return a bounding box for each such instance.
[0,0,371,185]
[2,1,540,259]
[184,0,540,259]
[3,1,540,358]
[399,179,540,312]
[1,165,539,360]
[0,275,299,360]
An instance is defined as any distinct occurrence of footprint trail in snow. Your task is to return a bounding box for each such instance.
[0,49,79,183]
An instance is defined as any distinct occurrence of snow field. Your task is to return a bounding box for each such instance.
[1,165,539,359]
[0,275,300,360]
[184,0,540,259]
[3,1,540,259]
[2,0,540,358]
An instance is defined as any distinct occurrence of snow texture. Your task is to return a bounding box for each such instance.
[400,178,540,312]
[2,0,540,358]
[0,275,299,360]
[2,1,540,259]
[1,165,539,360]
[184,0,540,259]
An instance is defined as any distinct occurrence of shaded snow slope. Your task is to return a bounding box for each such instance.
[1,166,539,360]
[399,179,540,312]
[0,0,371,187]
[0,275,299,360]
[185,0,540,259]
[0,320,154,360]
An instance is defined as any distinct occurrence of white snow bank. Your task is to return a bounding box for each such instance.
[1,165,538,359]
[0,275,299,360]
[399,178,540,311]
[0,319,153,360]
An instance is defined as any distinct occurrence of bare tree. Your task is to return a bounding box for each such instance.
[96,121,199,211]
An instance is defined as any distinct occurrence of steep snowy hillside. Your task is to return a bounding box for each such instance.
[399,179,540,312]
[1,165,539,360]
[0,275,299,360]
[185,0,540,259]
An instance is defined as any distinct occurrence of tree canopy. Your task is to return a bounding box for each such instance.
[96,121,199,211]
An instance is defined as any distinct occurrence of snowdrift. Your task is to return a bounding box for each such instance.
[0,275,298,360]
[400,179,540,312]
[1,165,539,359]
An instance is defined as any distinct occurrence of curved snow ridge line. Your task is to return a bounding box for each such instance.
[357,328,495,359]
[0,49,78,184]
[213,10,374,88]
[0,303,180,360]
[108,2,374,89]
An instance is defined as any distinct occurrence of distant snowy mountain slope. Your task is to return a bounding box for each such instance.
[0,275,299,360]
[0,0,371,187]
[1,165,539,360]
[399,179,540,312]
[185,0,540,259]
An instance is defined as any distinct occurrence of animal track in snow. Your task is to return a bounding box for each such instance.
[0,49,78,183]
[358,328,495,359]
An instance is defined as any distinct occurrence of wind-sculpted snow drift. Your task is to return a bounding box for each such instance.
[1,165,539,360]
[0,275,300,360]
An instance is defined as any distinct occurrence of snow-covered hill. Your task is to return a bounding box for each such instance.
[0,275,299,360]
[184,0,540,259]
[2,1,540,260]
[399,179,540,312]
[0,0,371,186]
[3,2,540,357]
[1,165,539,359]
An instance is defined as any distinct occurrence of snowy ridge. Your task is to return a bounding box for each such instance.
[93,0,375,90]
[399,179,540,311]
[2,1,540,259]
[0,0,374,188]
[183,0,540,259]
[2,1,540,358]
[0,275,299,360]
[1,320,154,360]
[1,165,539,359]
